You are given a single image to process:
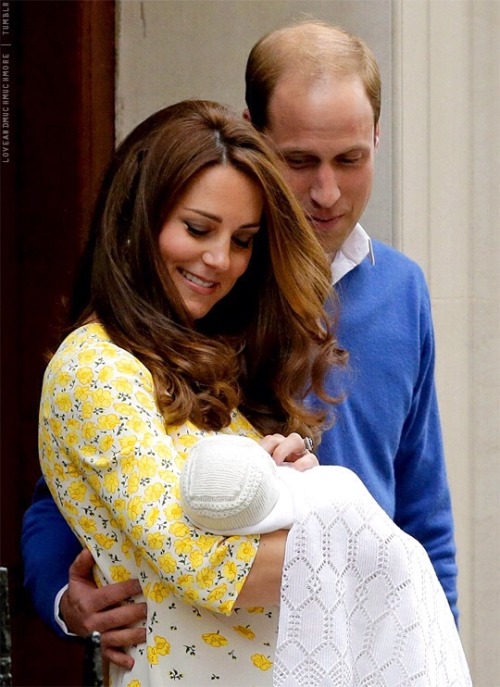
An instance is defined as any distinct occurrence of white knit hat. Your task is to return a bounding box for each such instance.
[180,435,281,532]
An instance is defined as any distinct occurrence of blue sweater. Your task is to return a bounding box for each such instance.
[21,239,458,635]
[317,240,457,620]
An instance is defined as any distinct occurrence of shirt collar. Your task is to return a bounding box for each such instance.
[330,223,375,285]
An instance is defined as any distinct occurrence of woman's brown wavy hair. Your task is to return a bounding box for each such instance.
[70,100,346,443]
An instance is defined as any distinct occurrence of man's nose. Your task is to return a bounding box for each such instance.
[310,166,341,208]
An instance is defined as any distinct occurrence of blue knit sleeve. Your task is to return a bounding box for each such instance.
[21,477,83,637]
[393,284,459,624]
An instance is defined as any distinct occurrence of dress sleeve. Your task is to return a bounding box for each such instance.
[39,329,260,616]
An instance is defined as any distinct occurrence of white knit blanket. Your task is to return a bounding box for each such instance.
[273,467,472,686]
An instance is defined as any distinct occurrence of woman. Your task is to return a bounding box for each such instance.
[39,100,471,686]
[39,99,343,686]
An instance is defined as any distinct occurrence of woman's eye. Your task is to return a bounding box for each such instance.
[185,223,208,238]
[232,236,254,249]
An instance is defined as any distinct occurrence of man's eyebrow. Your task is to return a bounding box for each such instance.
[184,207,261,229]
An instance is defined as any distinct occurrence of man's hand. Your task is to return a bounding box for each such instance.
[60,549,147,670]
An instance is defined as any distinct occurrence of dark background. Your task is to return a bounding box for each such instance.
[1,2,115,684]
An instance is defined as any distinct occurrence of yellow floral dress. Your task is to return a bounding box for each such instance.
[39,324,278,687]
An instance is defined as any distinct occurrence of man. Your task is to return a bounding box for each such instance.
[22,20,458,669]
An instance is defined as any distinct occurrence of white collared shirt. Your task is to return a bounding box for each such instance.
[330,223,375,285]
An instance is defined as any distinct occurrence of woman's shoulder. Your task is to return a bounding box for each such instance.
[46,323,151,381]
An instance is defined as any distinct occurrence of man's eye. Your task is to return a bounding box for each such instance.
[285,158,312,169]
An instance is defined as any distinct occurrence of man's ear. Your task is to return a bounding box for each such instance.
[242,108,252,122]
[374,124,380,148]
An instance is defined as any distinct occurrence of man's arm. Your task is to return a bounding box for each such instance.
[22,477,82,636]
[394,293,458,623]
[22,478,147,669]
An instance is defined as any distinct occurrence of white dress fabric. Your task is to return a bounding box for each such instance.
[273,467,472,687]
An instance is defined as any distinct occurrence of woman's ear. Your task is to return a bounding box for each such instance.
[374,124,380,148]
[242,108,252,123]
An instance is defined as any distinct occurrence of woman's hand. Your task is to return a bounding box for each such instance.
[259,432,318,471]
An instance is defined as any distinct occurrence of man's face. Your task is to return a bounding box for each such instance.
[265,74,378,256]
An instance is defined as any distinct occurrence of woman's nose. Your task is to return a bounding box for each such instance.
[202,241,231,271]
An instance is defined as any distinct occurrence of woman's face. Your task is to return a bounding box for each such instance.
[159,164,263,320]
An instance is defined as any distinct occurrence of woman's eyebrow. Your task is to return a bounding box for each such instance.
[184,207,261,229]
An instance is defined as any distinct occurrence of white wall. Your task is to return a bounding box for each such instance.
[116,2,500,683]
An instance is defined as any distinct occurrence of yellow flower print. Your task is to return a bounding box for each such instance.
[189,550,204,568]
[158,469,177,484]
[119,435,137,455]
[236,541,257,563]
[168,521,190,538]
[137,456,157,478]
[99,435,114,452]
[196,567,216,589]
[130,524,143,540]
[97,414,120,430]
[62,500,78,516]
[121,539,132,557]
[146,532,164,550]
[81,402,93,419]
[218,601,233,615]
[127,416,147,434]
[114,402,133,416]
[116,359,139,375]
[55,392,72,413]
[115,378,133,395]
[177,574,194,588]
[68,481,87,502]
[223,561,238,582]
[79,516,97,533]
[95,533,115,549]
[126,680,141,687]
[98,366,114,383]
[128,496,145,521]
[176,434,200,449]
[148,582,171,603]
[128,473,140,494]
[174,538,193,555]
[67,433,78,446]
[209,546,228,567]
[165,503,182,520]
[89,494,102,509]
[109,565,131,582]
[158,553,176,574]
[202,632,228,648]
[67,463,80,478]
[135,390,155,410]
[146,646,159,666]
[154,443,171,459]
[74,386,89,402]
[183,588,200,603]
[251,654,273,671]
[197,534,219,554]
[76,367,94,385]
[145,483,164,503]
[233,625,256,640]
[82,422,97,441]
[78,349,97,364]
[49,417,63,436]
[54,464,65,480]
[91,388,113,409]
[87,472,101,491]
[55,371,72,387]
[103,472,119,493]
[121,455,137,475]
[154,635,170,656]
[145,506,160,528]
[247,607,265,614]
[114,498,126,511]
[207,584,228,603]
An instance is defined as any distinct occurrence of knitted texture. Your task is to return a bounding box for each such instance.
[273,466,472,686]
[180,435,280,532]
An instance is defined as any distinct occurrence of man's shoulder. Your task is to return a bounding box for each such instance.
[369,239,428,285]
